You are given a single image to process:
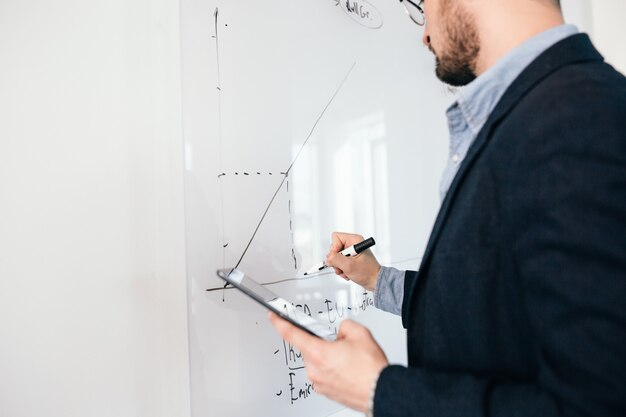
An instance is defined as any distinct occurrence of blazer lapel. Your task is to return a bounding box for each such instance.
[403,34,604,307]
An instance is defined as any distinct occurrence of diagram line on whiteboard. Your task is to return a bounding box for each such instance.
[206,271,331,293]
[287,178,297,270]
[206,256,422,293]
[232,61,357,270]
[213,7,227,269]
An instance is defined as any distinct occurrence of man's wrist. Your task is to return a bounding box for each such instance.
[365,367,383,417]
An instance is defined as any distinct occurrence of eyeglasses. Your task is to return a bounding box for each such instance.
[399,0,425,26]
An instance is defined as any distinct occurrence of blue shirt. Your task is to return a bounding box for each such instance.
[375,24,579,315]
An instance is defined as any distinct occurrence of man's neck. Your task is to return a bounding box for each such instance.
[474,2,565,75]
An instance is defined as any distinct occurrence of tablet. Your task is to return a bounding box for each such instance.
[216,268,337,341]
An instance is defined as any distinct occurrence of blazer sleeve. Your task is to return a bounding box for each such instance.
[374,72,626,417]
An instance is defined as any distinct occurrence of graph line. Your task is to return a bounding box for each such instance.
[232,61,357,270]
[207,256,422,293]
[213,7,227,268]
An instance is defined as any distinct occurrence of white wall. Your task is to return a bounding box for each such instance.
[561,0,593,34]
[562,0,626,74]
[0,1,190,416]
[589,1,626,73]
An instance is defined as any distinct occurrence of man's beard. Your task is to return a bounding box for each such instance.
[431,0,480,87]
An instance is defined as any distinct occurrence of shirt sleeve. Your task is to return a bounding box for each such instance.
[373,266,405,315]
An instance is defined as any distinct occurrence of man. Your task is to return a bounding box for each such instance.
[269,0,626,415]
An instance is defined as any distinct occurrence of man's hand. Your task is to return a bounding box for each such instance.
[268,312,388,412]
[326,232,381,291]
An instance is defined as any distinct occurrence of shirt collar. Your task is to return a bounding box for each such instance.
[449,24,579,136]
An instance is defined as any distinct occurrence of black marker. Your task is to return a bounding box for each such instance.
[303,237,376,276]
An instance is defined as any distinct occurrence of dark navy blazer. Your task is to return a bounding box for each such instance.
[375,34,626,417]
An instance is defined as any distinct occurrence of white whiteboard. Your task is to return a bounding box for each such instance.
[180,1,449,416]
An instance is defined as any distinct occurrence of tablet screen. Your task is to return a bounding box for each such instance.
[216,268,337,341]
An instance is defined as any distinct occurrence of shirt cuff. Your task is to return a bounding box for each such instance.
[373,266,405,316]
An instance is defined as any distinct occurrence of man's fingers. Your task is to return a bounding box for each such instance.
[330,231,364,253]
[330,232,347,253]
[327,232,368,279]
[337,319,369,340]
[326,251,351,273]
